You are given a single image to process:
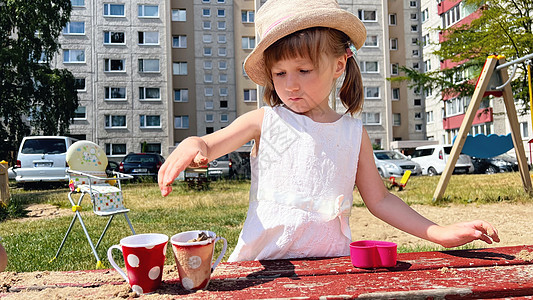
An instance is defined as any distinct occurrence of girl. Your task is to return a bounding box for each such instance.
[159,0,499,261]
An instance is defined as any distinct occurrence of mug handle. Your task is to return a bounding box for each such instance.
[107,244,129,283]
[211,236,227,272]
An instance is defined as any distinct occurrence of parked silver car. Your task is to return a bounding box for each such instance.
[373,150,422,178]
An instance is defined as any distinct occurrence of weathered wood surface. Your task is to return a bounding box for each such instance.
[1,245,532,299]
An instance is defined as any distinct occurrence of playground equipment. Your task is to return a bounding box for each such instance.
[433,54,533,202]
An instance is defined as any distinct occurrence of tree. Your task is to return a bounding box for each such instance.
[0,1,78,163]
[393,0,533,111]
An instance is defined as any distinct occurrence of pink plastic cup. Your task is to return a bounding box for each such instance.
[350,240,397,268]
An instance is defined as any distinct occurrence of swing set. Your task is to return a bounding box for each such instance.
[433,53,533,202]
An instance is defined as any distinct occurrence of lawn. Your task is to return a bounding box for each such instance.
[0,172,531,272]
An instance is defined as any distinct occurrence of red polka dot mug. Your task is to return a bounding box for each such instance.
[107,233,169,295]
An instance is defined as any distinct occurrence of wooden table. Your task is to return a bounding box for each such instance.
[2,245,532,299]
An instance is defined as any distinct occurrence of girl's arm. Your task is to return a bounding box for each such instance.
[355,128,499,248]
[158,108,264,196]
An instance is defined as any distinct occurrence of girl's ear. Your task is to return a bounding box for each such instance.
[333,55,348,79]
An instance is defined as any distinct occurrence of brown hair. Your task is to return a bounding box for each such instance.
[262,27,364,115]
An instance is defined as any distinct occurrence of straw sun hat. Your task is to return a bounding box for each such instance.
[244,0,367,86]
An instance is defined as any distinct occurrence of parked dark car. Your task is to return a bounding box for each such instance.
[208,152,250,179]
[470,156,514,174]
[106,161,120,177]
[118,153,165,181]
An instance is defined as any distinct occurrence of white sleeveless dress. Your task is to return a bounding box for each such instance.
[228,106,363,262]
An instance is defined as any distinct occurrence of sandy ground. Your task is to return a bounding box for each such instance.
[0,202,532,299]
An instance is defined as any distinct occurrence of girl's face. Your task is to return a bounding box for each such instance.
[270,54,346,120]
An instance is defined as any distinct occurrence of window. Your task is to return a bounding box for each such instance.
[393,113,401,126]
[221,114,228,123]
[390,38,398,50]
[74,78,86,91]
[142,143,161,154]
[422,34,430,47]
[174,116,189,129]
[220,100,228,108]
[104,87,126,100]
[362,112,381,125]
[105,115,126,128]
[218,21,226,30]
[421,8,429,23]
[217,0,225,3]
[364,87,380,99]
[205,101,214,109]
[446,97,465,116]
[358,10,377,22]
[203,34,212,43]
[139,87,160,100]
[206,127,214,134]
[218,47,227,56]
[521,122,529,138]
[361,61,379,73]
[173,62,187,75]
[389,13,397,25]
[174,89,188,102]
[411,24,418,32]
[410,13,418,20]
[392,88,400,100]
[391,63,399,75]
[138,5,158,18]
[412,49,419,57]
[103,3,125,17]
[63,49,85,63]
[138,59,159,73]
[172,9,186,22]
[138,31,159,45]
[204,47,212,56]
[424,60,432,72]
[202,8,211,17]
[218,34,226,43]
[414,98,422,106]
[104,31,125,44]
[205,87,214,96]
[204,61,213,69]
[105,143,126,156]
[411,37,419,45]
[410,0,417,7]
[242,37,255,49]
[73,106,86,120]
[203,21,211,29]
[426,111,434,123]
[205,114,214,122]
[219,87,228,96]
[217,9,225,17]
[412,62,420,70]
[414,112,422,119]
[172,35,187,48]
[140,115,161,128]
[364,35,378,47]
[244,89,257,102]
[63,22,85,35]
[242,10,254,23]
[415,124,423,132]
[104,59,125,72]
[204,74,213,82]
[219,74,227,82]
[71,0,85,7]
[219,61,227,69]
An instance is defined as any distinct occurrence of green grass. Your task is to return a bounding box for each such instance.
[1,172,532,272]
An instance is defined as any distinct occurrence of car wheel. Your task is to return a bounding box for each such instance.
[428,167,438,176]
[377,168,385,178]
[485,166,497,175]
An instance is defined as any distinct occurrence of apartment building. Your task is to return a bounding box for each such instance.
[58,0,170,159]
[59,0,456,158]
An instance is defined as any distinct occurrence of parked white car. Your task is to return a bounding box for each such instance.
[13,136,78,187]
[410,144,474,176]
[373,150,422,178]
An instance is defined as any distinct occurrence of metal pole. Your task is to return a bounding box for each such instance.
[496,53,533,70]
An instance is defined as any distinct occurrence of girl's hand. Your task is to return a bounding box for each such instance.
[158,137,208,197]
[429,220,500,248]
